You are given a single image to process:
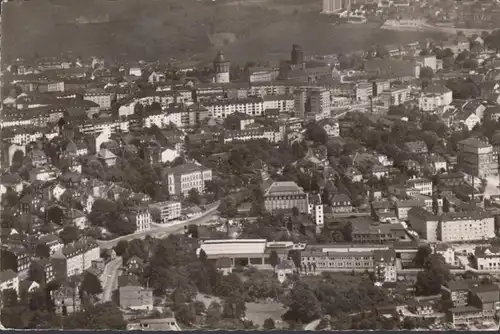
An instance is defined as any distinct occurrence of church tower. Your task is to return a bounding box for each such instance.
[213,51,230,84]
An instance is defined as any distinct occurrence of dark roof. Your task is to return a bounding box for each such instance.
[0,269,18,284]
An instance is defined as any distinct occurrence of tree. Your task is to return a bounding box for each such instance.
[1,288,18,308]
[79,272,103,300]
[11,150,24,172]
[46,206,64,225]
[187,188,201,206]
[64,302,126,330]
[114,240,129,257]
[305,122,327,145]
[413,245,432,268]
[28,261,46,285]
[59,226,80,245]
[415,254,451,296]
[199,248,208,263]
[34,244,51,258]
[292,207,299,216]
[206,301,222,327]
[419,66,434,88]
[222,296,246,319]
[263,318,276,330]
[288,250,302,271]
[269,250,280,273]
[283,282,321,323]
[176,303,196,325]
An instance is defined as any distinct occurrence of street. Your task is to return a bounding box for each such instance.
[100,257,122,302]
[98,201,220,249]
[484,175,500,199]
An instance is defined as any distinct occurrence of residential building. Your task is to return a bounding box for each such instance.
[163,163,212,196]
[419,84,453,111]
[127,318,181,331]
[322,0,350,13]
[379,86,410,107]
[51,238,100,280]
[447,306,483,326]
[1,247,30,272]
[443,280,481,307]
[407,176,433,196]
[457,138,498,178]
[308,193,324,228]
[349,218,407,244]
[204,97,264,119]
[0,269,19,295]
[37,234,63,256]
[355,82,373,102]
[373,249,397,283]
[474,246,500,271]
[469,285,500,322]
[83,89,112,110]
[408,209,494,242]
[118,274,154,311]
[149,201,182,223]
[262,95,294,113]
[128,207,152,233]
[51,284,81,315]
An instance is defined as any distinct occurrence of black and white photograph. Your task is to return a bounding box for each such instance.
[1,0,500,330]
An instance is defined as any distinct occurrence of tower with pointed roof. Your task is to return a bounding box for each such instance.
[213,51,230,84]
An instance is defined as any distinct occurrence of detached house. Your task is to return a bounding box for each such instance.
[96,148,117,167]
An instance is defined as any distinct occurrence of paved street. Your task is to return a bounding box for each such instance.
[98,201,220,249]
[484,175,500,199]
[100,257,122,302]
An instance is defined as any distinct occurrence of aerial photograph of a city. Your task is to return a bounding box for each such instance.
[1,0,500,330]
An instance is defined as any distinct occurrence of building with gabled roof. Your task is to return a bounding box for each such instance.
[51,237,100,280]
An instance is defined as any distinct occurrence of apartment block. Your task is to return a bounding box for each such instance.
[163,163,212,196]
[457,137,498,178]
[149,201,182,223]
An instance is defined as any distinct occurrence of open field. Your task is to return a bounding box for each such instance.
[195,293,285,328]
[2,0,444,65]
[245,301,286,327]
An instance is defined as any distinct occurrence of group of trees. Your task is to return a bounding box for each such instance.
[0,270,121,330]
[414,245,452,296]
[89,199,137,236]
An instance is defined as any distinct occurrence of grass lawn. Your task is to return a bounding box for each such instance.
[245,301,286,328]
[195,293,285,328]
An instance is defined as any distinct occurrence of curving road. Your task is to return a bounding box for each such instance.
[97,201,220,249]
[100,257,122,302]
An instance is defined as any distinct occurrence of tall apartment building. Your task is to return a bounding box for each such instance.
[163,163,212,196]
[322,0,351,13]
[149,201,182,223]
[308,193,324,229]
[457,138,498,178]
[294,87,331,120]
[373,250,397,283]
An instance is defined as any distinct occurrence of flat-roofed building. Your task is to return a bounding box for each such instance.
[198,239,268,268]
[457,138,498,178]
[149,201,182,223]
